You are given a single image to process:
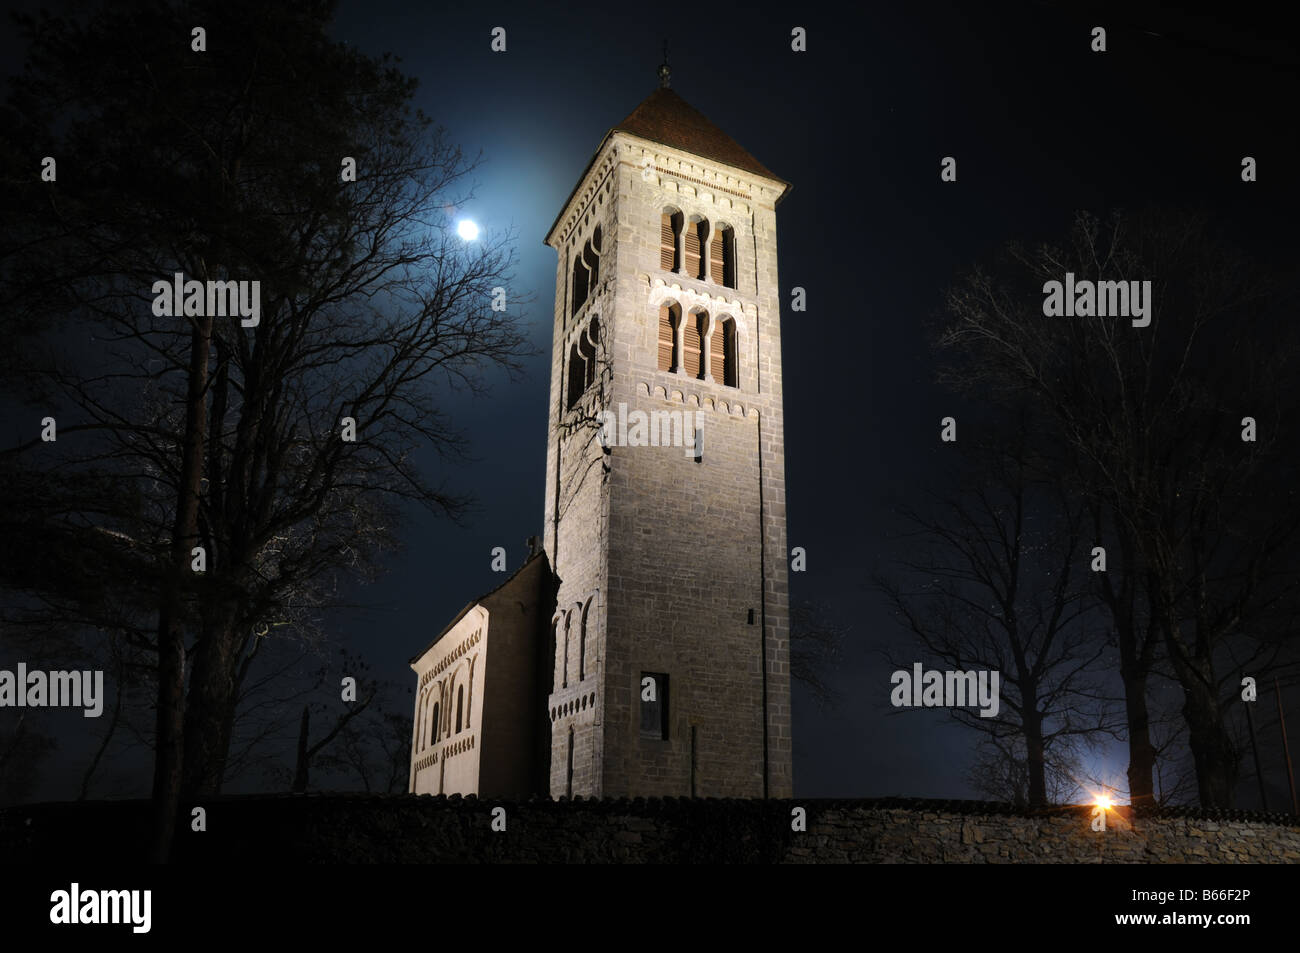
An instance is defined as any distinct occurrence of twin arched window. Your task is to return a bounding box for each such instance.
[660,211,735,289]
[656,302,737,387]
[555,600,591,693]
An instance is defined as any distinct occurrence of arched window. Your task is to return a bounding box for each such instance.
[583,237,600,289]
[431,702,440,744]
[710,225,735,288]
[566,341,585,410]
[562,613,570,689]
[684,218,706,280]
[657,302,680,372]
[583,316,599,390]
[711,317,737,387]
[571,251,589,317]
[455,685,464,733]
[549,620,558,694]
[466,656,475,724]
[579,600,589,681]
[566,727,575,798]
[660,211,681,272]
[683,311,706,379]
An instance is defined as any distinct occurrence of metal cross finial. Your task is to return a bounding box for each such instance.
[658,40,671,89]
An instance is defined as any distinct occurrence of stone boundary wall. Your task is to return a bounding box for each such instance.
[2,796,1297,863]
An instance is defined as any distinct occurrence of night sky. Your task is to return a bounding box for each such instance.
[7,0,1300,803]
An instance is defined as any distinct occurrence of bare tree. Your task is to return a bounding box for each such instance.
[1085,495,1161,806]
[934,208,1300,807]
[0,713,57,808]
[789,600,849,710]
[876,429,1119,807]
[318,708,414,794]
[966,735,1087,807]
[1,1,531,858]
[289,651,382,793]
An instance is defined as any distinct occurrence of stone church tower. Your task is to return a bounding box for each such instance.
[541,68,793,799]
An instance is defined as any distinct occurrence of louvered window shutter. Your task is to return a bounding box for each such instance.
[709,231,724,285]
[657,306,676,372]
[660,214,676,271]
[709,322,726,382]
[684,315,704,379]
[684,224,702,279]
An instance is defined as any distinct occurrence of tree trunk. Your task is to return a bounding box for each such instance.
[1118,628,1156,806]
[1154,587,1236,808]
[181,604,241,798]
[1122,672,1157,806]
[1094,504,1156,806]
[1178,663,1237,808]
[148,310,212,863]
[1023,707,1047,808]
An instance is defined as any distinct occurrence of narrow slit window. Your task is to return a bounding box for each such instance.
[566,727,575,797]
[549,621,558,694]
[562,615,570,689]
[579,603,588,680]
[640,672,669,740]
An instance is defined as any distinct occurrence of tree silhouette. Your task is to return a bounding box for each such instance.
[933,208,1300,807]
[876,427,1118,807]
[1,0,530,858]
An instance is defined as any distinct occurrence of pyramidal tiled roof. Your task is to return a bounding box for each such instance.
[545,86,789,246]
[613,88,781,182]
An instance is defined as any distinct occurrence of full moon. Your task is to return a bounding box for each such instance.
[457,219,479,241]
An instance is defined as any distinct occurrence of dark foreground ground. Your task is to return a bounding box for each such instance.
[2,794,1298,863]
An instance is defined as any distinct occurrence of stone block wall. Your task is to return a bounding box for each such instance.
[6,796,1296,863]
